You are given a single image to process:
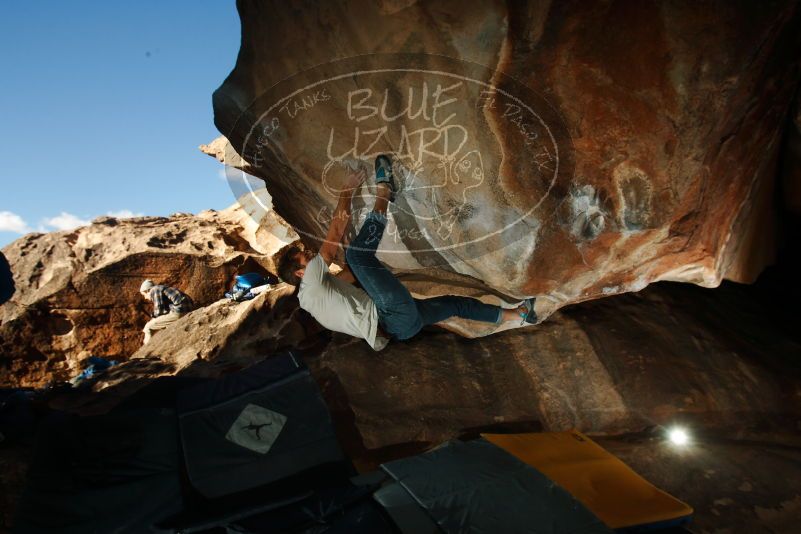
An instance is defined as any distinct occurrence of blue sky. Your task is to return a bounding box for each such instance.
[0,1,242,247]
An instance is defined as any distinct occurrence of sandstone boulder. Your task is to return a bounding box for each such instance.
[26,264,801,534]
[310,280,801,456]
[129,283,308,372]
[0,193,298,387]
[207,0,801,316]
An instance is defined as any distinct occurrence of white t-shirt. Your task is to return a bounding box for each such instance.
[298,254,389,351]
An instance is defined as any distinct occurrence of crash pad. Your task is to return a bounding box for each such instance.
[483,431,693,530]
[176,352,344,499]
[381,438,612,534]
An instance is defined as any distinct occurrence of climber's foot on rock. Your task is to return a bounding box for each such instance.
[521,297,538,325]
[374,154,397,202]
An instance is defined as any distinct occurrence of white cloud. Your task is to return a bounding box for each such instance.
[40,212,91,232]
[106,209,143,219]
[1,209,144,239]
[0,211,32,234]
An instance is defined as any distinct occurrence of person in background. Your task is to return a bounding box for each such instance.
[139,279,193,344]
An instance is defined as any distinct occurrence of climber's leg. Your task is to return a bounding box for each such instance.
[142,311,183,345]
[372,182,391,216]
[415,295,503,325]
[346,211,423,341]
[374,154,396,204]
[414,296,537,325]
[143,324,152,345]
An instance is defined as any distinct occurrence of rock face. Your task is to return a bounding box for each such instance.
[0,193,298,387]
[21,267,801,534]
[207,0,801,313]
[310,279,801,456]
[129,283,310,373]
[306,275,801,534]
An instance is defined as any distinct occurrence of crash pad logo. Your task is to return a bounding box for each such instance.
[226,403,287,454]
[228,54,573,262]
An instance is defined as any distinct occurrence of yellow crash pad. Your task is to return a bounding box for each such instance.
[483,431,692,530]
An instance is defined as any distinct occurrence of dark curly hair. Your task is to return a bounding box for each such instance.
[277,246,304,286]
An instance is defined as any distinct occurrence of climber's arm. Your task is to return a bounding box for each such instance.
[319,167,366,265]
[151,288,165,317]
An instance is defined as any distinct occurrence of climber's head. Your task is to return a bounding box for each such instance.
[139,279,154,300]
[277,246,314,286]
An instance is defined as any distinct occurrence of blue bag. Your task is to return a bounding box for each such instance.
[234,273,267,290]
[226,272,270,302]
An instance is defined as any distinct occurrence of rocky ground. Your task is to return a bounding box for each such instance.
[2,258,799,532]
[1,197,799,533]
[0,191,298,387]
[313,271,801,534]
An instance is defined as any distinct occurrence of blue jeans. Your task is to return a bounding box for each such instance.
[346,212,503,340]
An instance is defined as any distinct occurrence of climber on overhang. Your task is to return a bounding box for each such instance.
[139,279,194,345]
[277,155,538,351]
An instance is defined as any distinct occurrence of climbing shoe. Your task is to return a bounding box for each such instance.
[521,297,538,325]
[374,154,397,202]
